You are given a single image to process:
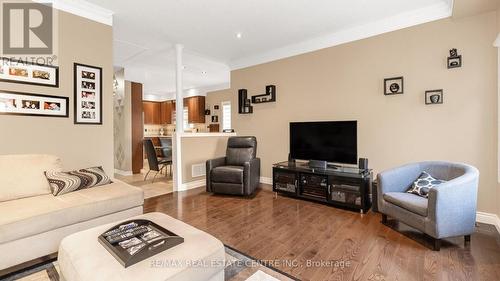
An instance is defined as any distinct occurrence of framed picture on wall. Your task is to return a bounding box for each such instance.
[0,90,68,117]
[74,63,102,124]
[425,89,444,105]
[384,76,404,95]
[0,57,59,87]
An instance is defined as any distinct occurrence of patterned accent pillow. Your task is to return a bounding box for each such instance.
[45,166,112,196]
[407,171,446,198]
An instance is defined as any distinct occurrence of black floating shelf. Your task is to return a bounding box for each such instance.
[251,96,276,104]
[238,85,276,114]
[251,85,276,104]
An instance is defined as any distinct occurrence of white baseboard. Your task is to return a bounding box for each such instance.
[476,211,500,234]
[260,176,273,185]
[179,179,205,191]
[179,176,271,192]
[114,169,133,176]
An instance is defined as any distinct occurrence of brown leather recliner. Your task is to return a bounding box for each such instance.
[206,136,260,196]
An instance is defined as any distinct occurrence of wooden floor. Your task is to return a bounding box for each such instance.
[144,185,500,281]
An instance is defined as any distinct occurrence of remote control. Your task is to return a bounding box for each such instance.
[103,222,138,237]
[106,226,149,244]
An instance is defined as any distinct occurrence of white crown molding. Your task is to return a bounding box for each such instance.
[230,1,453,70]
[34,0,113,26]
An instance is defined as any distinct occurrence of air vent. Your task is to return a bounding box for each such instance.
[192,163,206,178]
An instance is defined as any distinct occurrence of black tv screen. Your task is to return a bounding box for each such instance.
[290,121,357,164]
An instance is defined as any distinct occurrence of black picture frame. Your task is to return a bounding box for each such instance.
[214,105,219,110]
[74,63,103,125]
[384,77,404,95]
[0,57,59,87]
[447,56,462,69]
[425,89,444,105]
[0,90,68,117]
[211,115,218,123]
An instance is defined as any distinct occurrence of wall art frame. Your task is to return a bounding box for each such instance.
[0,90,68,117]
[425,89,444,105]
[74,63,103,124]
[384,76,404,95]
[0,57,59,87]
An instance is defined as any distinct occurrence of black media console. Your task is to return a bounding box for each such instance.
[272,161,372,213]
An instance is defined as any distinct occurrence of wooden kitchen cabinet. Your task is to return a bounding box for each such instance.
[160,101,174,124]
[144,97,204,125]
[143,101,161,124]
[184,96,205,124]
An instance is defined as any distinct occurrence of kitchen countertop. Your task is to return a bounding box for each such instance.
[144,135,172,138]
[179,132,237,138]
[144,133,236,138]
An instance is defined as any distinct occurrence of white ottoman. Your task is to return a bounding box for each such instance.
[58,212,225,281]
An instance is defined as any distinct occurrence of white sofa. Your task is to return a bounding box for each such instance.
[0,154,144,272]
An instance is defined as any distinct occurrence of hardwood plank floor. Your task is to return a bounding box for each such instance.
[144,185,500,281]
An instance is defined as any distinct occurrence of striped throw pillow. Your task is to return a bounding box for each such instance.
[45,166,111,196]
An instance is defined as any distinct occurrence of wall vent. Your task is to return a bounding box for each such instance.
[192,163,206,178]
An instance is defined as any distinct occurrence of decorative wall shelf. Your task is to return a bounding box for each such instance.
[251,85,276,104]
[238,85,276,114]
[238,89,253,114]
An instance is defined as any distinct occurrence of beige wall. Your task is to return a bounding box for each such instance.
[0,11,114,175]
[205,90,233,130]
[207,12,499,214]
[180,136,231,183]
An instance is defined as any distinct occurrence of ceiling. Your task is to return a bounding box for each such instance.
[84,0,454,99]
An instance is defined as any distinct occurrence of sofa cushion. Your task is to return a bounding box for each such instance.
[45,166,112,196]
[0,180,144,244]
[383,192,428,217]
[211,166,243,184]
[407,171,446,198]
[0,154,62,202]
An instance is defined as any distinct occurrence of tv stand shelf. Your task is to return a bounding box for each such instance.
[272,161,372,213]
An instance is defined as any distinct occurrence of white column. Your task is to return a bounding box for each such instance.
[175,44,184,134]
[173,44,184,191]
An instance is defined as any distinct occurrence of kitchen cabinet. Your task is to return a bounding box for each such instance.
[143,96,204,125]
[160,101,174,124]
[183,96,205,124]
[208,124,220,132]
[143,101,161,124]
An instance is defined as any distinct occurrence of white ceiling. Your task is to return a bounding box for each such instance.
[83,0,453,99]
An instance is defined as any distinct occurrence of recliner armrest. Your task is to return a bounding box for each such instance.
[206,157,226,192]
[243,158,260,196]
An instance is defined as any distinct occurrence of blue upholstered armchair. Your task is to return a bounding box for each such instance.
[377,161,479,250]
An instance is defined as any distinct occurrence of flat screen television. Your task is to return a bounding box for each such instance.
[290,121,357,165]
